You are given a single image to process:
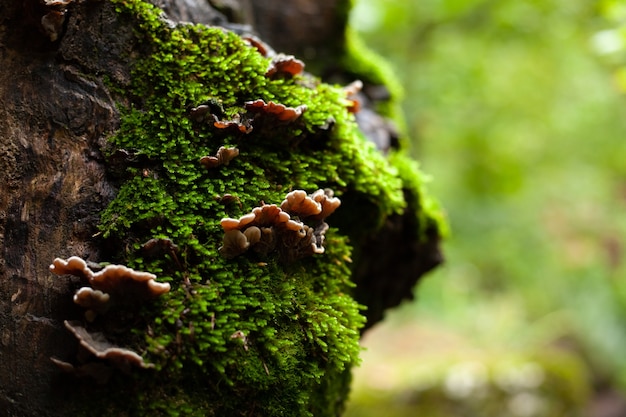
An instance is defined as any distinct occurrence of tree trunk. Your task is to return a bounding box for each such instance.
[0,0,443,415]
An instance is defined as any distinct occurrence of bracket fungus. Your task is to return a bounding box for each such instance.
[63,320,154,371]
[49,256,169,380]
[50,256,171,299]
[49,255,92,281]
[244,99,307,123]
[212,113,254,134]
[219,189,340,260]
[242,34,275,58]
[343,80,364,114]
[280,188,341,223]
[200,146,240,169]
[265,54,305,79]
[39,0,75,42]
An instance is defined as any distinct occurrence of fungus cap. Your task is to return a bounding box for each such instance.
[90,264,170,298]
[265,54,305,78]
[49,256,93,281]
[200,146,240,169]
[73,287,110,311]
[219,229,251,259]
[309,189,341,221]
[280,189,322,219]
[244,99,306,122]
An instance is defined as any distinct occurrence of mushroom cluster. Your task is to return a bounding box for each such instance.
[189,96,306,135]
[49,256,170,381]
[219,189,340,261]
[244,99,307,123]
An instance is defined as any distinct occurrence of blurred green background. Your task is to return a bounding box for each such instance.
[345,1,626,416]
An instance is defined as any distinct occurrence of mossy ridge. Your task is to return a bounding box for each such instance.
[92,0,407,415]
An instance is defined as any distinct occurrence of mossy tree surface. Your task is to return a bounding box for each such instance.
[56,0,445,415]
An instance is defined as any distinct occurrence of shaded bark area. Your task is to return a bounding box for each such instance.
[0,0,442,415]
[0,2,125,414]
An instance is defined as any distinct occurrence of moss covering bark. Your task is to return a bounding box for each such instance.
[58,0,446,415]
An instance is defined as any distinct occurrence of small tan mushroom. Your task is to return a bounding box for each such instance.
[265,54,305,78]
[189,104,211,122]
[90,264,170,298]
[250,204,290,227]
[49,256,93,281]
[343,80,364,114]
[243,226,262,246]
[242,35,275,58]
[213,114,253,134]
[280,190,322,219]
[200,146,240,169]
[308,189,342,222]
[74,287,111,321]
[219,229,251,259]
[140,237,179,259]
[244,99,307,122]
[221,212,256,232]
[221,205,303,232]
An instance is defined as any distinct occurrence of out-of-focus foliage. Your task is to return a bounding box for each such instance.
[346,0,626,415]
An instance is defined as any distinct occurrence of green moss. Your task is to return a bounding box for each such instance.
[81,0,445,415]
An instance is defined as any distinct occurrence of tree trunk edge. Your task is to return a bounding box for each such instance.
[0,0,444,415]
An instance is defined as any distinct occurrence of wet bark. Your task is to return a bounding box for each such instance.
[0,0,441,415]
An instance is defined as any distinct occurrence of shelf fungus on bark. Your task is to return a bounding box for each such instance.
[50,321,154,383]
[64,321,153,369]
[343,80,364,114]
[280,189,341,223]
[219,189,340,260]
[190,100,253,134]
[242,35,275,58]
[50,257,171,299]
[244,99,307,123]
[212,113,254,134]
[265,54,305,79]
[200,146,240,169]
[49,257,169,381]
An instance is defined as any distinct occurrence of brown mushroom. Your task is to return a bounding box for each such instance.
[221,212,257,232]
[243,226,262,246]
[308,189,342,222]
[280,190,322,219]
[212,114,253,134]
[49,256,93,281]
[89,264,170,298]
[242,35,275,58]
[244,99,307,122]
[200,146,240,169]
[265,54,305,78]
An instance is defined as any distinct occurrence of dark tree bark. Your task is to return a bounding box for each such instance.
[0,0,442,415]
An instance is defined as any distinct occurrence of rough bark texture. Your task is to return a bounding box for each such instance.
[0,0,443,415]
